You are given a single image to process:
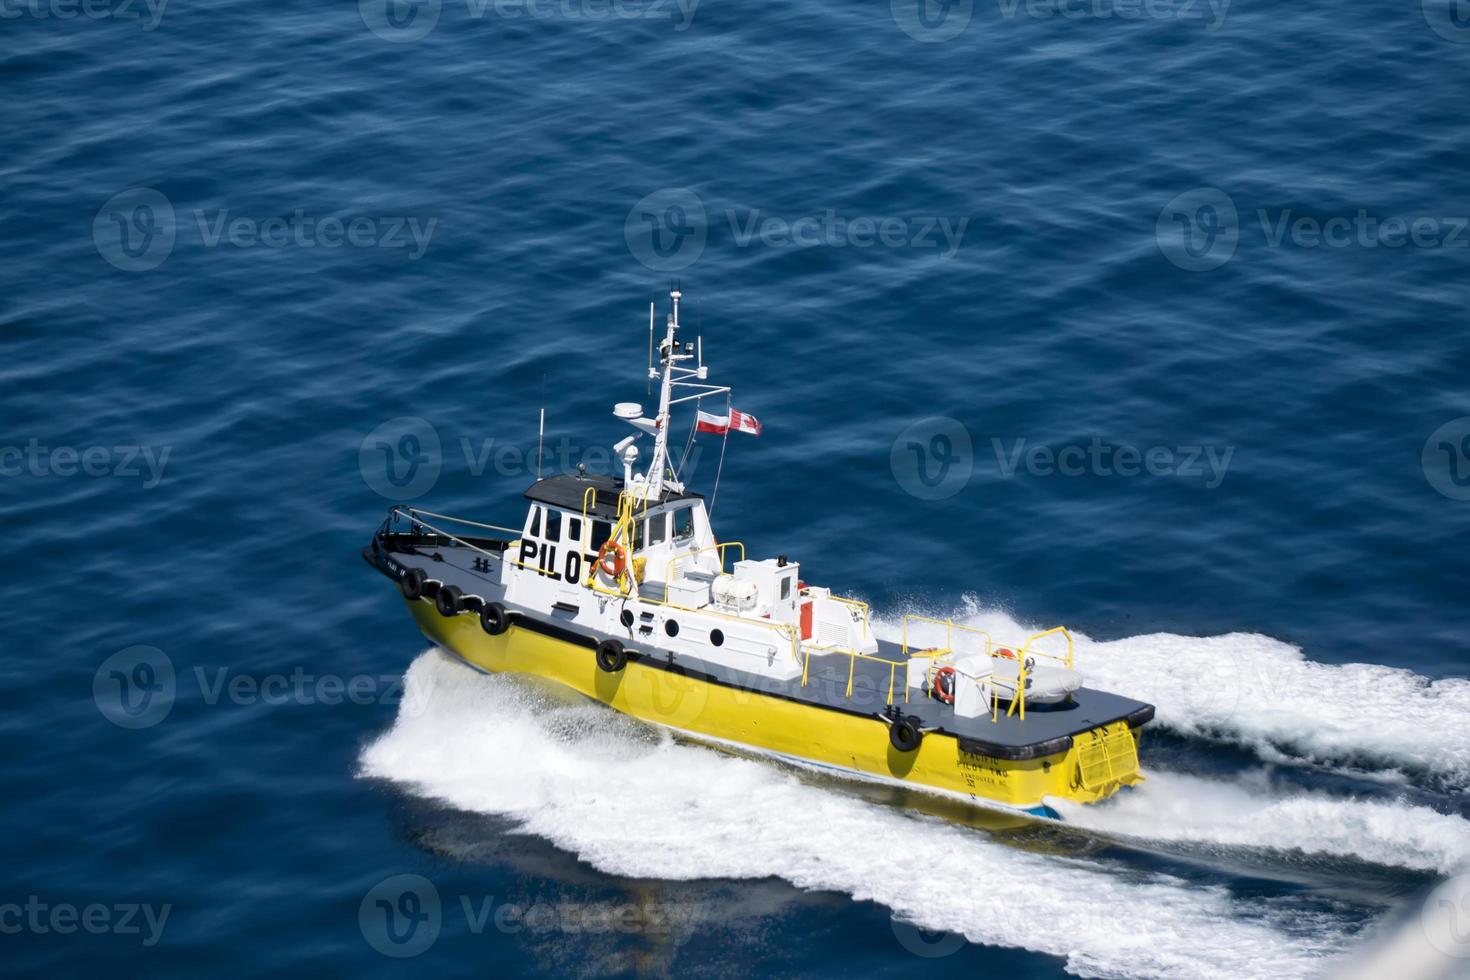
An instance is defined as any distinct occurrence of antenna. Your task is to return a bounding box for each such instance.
[647,301,655,397]
[621,286,732,500]
[536,372,546,480]
[709,391,731,516]
[535,408,546,481]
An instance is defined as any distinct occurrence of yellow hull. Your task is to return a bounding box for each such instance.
[409,600,1142,815]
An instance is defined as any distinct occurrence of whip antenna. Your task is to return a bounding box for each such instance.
[536,373,546,480]
[709,391,731,516]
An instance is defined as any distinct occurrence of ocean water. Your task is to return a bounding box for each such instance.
[4,0,1470,976]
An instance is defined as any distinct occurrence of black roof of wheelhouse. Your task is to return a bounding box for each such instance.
[523,474,703,521]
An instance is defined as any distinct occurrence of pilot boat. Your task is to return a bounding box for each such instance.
[363,290,1152,818]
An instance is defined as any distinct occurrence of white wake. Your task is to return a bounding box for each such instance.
[883,600,1470,792]
[1049,768,1470,875]
[361,650,1354,980]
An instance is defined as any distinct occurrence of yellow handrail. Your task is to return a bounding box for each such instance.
[569,493,801,661]
[825,594,871,640]
[628,538,799,663]
[900,614,994,694]
[899,614,992,659]
[584,490,641,598]
[1006,661,1028,720]
[1006,626,1072,720]
[651,596,802,663]
[580,486,597,530]
[800,645,909,706]
[895,616,1076,723]
[662,542,746,599]
[1018,625,1073,671]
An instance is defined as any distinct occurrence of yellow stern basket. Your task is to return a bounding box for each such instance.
[1074,722,1143,792]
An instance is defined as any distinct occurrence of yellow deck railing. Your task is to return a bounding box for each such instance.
[796,646,910,706]
[899,615,1075,722]
[824,594,871,639]
[795,592,888,700]
[663,542,746,598]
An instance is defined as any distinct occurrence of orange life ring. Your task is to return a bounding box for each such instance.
[597,539,627,578]
[932,666,956,705]
[995,647,1017,660]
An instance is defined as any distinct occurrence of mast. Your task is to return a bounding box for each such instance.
[642,289,682,501]
[615,288,730,503]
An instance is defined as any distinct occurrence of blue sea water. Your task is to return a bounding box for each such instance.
[5,0,1470,976]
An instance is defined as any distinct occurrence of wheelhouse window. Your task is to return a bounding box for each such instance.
[672,507,695,544]
[591,520,613,551]
[544,508,562,543]
[567,516,582,548]
[527,506,541,538]
[648,512,668,546]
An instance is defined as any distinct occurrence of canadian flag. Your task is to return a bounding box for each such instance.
[696,408,762,436]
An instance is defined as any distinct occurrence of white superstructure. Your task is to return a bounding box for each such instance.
[391,289,1080,705]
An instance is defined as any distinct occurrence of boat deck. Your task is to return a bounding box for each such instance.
[367,536,1154,760]
[663,641,1152,759]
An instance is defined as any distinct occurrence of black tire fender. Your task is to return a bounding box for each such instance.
[480,601,510,636]
[400,568,427,601]
[889,715,923,753]
[595,639,628,673]
[435,584,463,617]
